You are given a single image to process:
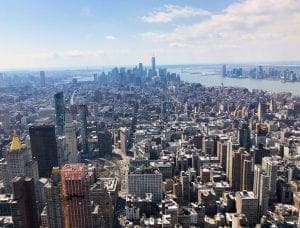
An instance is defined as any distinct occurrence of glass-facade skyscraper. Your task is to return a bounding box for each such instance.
[54,92,65,135]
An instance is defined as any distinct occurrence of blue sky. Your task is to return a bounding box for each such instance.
[0,0,299,69]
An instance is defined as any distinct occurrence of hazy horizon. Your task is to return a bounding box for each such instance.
[1,0,300,69]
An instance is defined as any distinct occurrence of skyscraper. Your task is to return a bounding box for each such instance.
[97,122,112,157]
[54,92,65,135]
[12,176,39,228]
[5,133,39,191]
[61,164,92,228]
[151,57,156,76]
[238,122,251,150]
[253,165,270,218]
[262,156,278,198]
[6,134,26,183]
[257,101,266,122]
[222,65,226,77]
[29,125,58,177]
[64,112,79,163]
[40,71,45,87]
[44,167,64,228]
[78,104,89,158]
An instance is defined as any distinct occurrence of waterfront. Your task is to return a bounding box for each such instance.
[168,65,300,96]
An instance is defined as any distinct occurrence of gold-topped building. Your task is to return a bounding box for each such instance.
[2,132,39,191]
[10,133,23,151]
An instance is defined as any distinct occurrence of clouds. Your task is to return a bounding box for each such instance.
[141,0,300,62]
[105,35,117,40]
[142,4,210,23]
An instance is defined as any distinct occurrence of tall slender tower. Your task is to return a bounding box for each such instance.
[78,104,89,158]
[257,101,266,122]
[64,112,79,163]
[54,92,65,135]
[151,57,156,76]
[61,164,92,228]
[253,165,270,219]
[40,71,46,87]
[222,65,226,77]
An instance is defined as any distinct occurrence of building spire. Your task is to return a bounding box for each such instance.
[10,131,23,151]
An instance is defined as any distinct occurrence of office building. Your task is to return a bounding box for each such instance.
[253,165,270,218]
[61,164,92,228]
[40,71,45,87]
[262,157,278,198]
[5,133,39,190]
[128,167,162,203]
[151,57,156,76]
[235,191,258,226]
[54,92,65,135]
[257,101,267,122]
[78,104,89,158]
[97,122,112,157]
[238,122,251,150]
[222,65,226,77]
[230,148,253,192]
[120,127,129,155]
[90,181,113,227]
[29,125,58,177]
[12,176,39,228]
[64,113,79,163]
[44,167,64,228]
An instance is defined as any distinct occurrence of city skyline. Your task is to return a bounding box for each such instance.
[1,0,300,70]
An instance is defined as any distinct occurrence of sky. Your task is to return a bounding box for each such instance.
[0,0,300,69]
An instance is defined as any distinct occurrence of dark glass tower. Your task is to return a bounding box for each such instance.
[97,122,112,157]
[238,122,251,150]
[29,125,58,177]
[54,92,65,135]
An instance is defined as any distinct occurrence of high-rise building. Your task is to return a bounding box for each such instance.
[6,134,26,183]
[226,140,239,183]
[138,62,143,77]
[238,122,251,150]
[12,176,39,228]
[97,122,112,157]
[40,71,45,87]
[262,156,278,198]
[5,133,39,191]
[90,181,113,227]
[44,167,64,228]
[64,112,79,163]
[180,171,190,205]
[78,104,89,158]
[128,167,162,203]
[217,140,228,171]
[120,127,129,155]
[151,57,156,76]
[230,148,253,192]
[54,92,65,135]
[29,125,58,177]
[222,65,226,77]
[253,165,270,218]
[257,101,266,122]
[61,164,92,228]
[235,191,258,226]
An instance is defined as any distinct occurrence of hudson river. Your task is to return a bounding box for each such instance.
[167,65,300,96]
